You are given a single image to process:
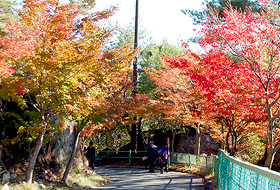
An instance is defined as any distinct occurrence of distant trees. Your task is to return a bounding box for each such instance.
[182,0,262,26]
[0,0,16,29]
[107,21,185,152]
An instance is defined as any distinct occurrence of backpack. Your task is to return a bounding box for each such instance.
[158,146,167,158]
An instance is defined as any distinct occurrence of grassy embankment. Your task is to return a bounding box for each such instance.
[0,170,109,190]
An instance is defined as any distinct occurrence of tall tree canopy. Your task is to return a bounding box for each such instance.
[165,1,280,169]
[0,0,136,183]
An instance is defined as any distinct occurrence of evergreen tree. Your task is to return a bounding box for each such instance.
[182,0,262,26]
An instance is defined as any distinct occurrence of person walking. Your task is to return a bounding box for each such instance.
[158,143,170,174]
[86,141,95,171]
[145,141,158,173]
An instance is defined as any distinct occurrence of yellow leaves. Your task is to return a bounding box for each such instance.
[1,0,138,137]
[17,126,25,134]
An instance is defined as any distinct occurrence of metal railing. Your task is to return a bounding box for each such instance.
[95,150,146,164]
[169,152,218,174]
[218,149,280,189]
[95,150,218,173]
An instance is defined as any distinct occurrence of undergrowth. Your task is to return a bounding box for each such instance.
[0,170,109,190]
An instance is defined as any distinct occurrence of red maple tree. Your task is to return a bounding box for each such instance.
[161,2,280,168]
[147,46,265,155]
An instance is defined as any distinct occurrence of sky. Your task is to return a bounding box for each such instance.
[91,0,204,46]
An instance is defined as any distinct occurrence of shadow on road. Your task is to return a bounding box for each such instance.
[93,167,204,190]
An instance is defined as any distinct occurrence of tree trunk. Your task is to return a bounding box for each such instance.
[231,131,238,156]
[25,129,45,184]
[264,147,275,169]
[230,113,237,156]
[131,121,137,152]
[225,131,230,153]
[81,131,87,169]
[264,120,274,168]
[137,118,145,151]
[171,129,175,152]
[0,146,7,171]
[195,125,201,155]
[61,127,81,184]
[0,158,6,171]
[220,125,225,149]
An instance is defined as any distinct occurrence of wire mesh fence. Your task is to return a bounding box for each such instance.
[218,149,280,190]
[170,152,218,174]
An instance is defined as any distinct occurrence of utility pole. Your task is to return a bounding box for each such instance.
[131,0,138,153]
[133,0,138,96]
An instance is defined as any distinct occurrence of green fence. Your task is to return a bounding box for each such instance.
[170,152,218,174]
[95,150,146,164]
[218,149,280,189]
[95,149,280,189]
[95,150,217,172]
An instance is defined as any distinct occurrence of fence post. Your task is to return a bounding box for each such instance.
[189,154,192,168]
[212,156,215,175]
[129,150,132,164]
[206,156,208,173]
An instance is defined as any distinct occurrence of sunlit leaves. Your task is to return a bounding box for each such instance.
[0,0,130,136]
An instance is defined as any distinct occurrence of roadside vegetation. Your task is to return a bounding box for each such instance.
[0,170,109,190]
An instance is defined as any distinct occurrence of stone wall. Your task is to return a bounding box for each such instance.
[37,122,85,179]
[175,133,219,155]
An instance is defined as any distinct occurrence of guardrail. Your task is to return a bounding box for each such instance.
[218,149,280,189]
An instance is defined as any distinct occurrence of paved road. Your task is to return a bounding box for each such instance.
[93,167,204,190]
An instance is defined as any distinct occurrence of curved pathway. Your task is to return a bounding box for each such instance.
[93,167,204,190]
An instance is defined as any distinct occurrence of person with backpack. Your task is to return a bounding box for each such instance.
[158,143,170,174]
[145,141,158,173]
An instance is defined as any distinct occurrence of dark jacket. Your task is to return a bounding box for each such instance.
[146,144,158,159]
[86,146,95,160]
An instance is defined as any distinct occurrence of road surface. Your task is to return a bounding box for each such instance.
[93,167,204,190]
